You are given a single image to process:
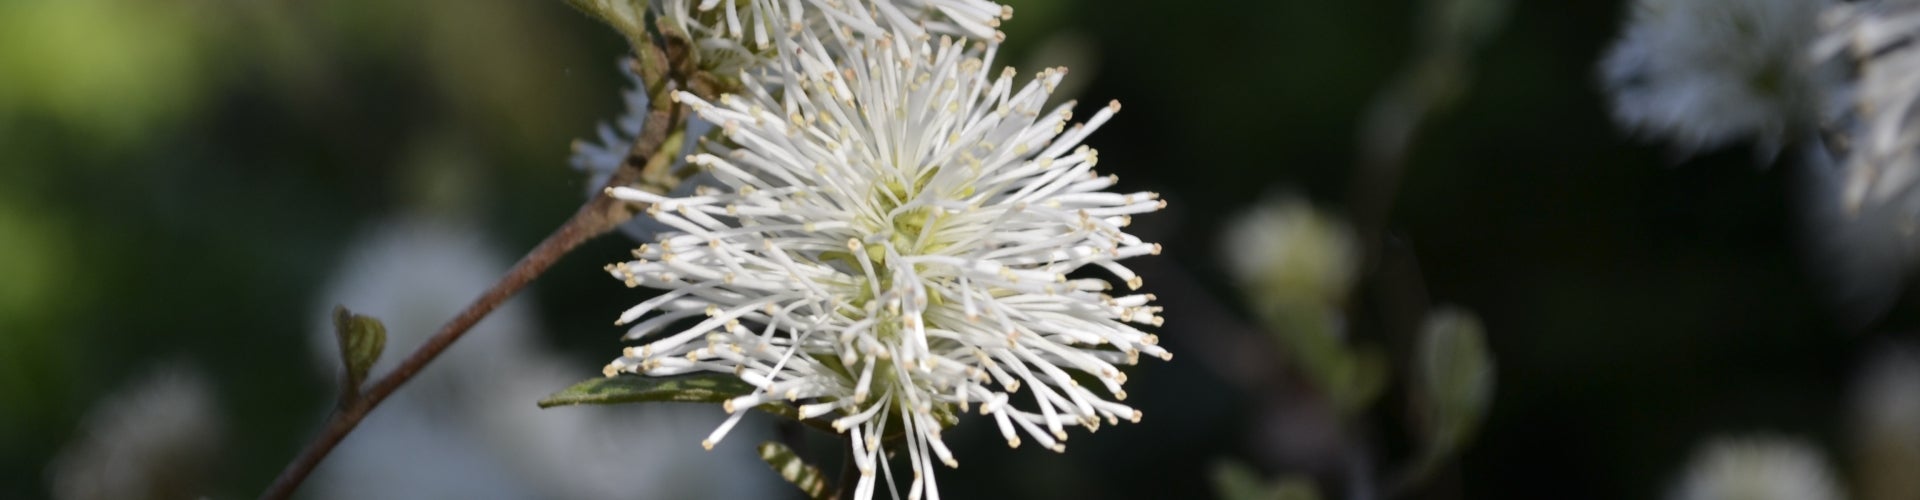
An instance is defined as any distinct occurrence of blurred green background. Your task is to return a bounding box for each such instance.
[0,0,1898,498]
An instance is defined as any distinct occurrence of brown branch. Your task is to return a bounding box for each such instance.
[257,31,694,500]
[258,191,611,500]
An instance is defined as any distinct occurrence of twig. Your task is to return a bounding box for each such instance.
[257,28,694,500]
[258,188,619,500]
[1345,4,1504,495]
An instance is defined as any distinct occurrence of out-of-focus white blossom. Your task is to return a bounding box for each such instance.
[1797,1,1920,323]
[658,0,1011,73]
[1669,436,1844,500]
[571,64,652,200]
[1599,0,1837,155]
[47,364,222,500]
[570,62,717,241]
[1816,1,1920,215]
[306,215,773,499]
[601,30,1166,500]
[1220,196,1358,307]
[1217,197,1382,414]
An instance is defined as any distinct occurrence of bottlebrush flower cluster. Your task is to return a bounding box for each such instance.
[592,2,1168,498]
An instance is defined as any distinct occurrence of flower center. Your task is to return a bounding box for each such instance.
[867,167,953,256]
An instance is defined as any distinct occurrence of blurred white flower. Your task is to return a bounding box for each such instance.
[1797,1,1920,323]
[48,364,222,500]
[1217,197,1383,414]
[1852,346,1920,500]
[1816,1,1920,216]
[1669,436,1844,500]
[307,214,773,499]
[658,0,1011,72]
[570,63,652,200]
[569,61,717,241]
[602,31,1166,500]
[1219,195,1358,308]
[1599,0,1837,155]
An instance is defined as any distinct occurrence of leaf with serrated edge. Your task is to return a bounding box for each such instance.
[757,441,832,500]
[332,305,387,393]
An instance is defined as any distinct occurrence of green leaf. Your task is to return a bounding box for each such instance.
[1410,306,1495,467]
[1262,300,1385,415]
[1211,460,1271,500]
[1211,460,1323,500]
[562,0,652,48]
[331,305,387,394]
[1427,0,1510,49]
[1269,477,1324,500]
[757,441,832,500]
[1330,346,1389,415]
[538,374,833,432]
[540,372,756,407]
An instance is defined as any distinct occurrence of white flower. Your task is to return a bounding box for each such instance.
[1220,196,1358,307]
[1669,436,1844,500]
[570,61,718,241]
[1599,0,1837,155]
[571,63,652,200]
[49,364,222,500]
[1797,1,1920,324]
[658,0,1012,73]
[1815,1,1920,215]
[600,31,1167,500]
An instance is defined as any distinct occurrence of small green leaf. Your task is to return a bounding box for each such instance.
[1411,306,1495,465]
[757,441,832,500]
[1269,477,1324,500]
[331,305,387,394]
[1211,460,1323,500]
[1211,460,1271,500]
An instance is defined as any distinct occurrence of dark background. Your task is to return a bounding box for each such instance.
[0,0,1896,498]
